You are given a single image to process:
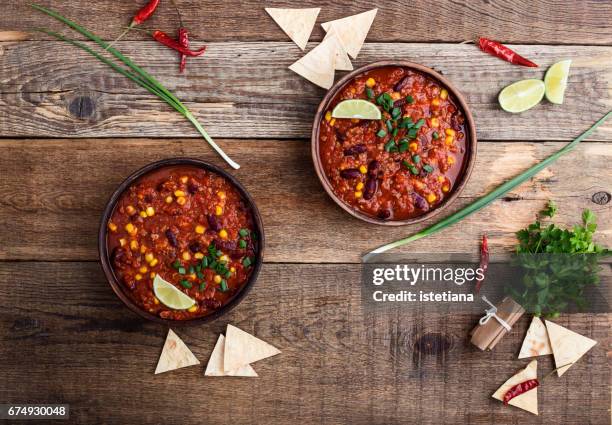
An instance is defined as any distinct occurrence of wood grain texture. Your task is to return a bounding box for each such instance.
[1,42,611,140]
[0,138,609,263]
[5,0,612,45]
[0,262,608,424]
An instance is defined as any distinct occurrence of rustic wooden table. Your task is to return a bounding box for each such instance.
[1,1,610,424]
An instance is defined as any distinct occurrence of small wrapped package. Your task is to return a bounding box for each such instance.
[470,296,525,351]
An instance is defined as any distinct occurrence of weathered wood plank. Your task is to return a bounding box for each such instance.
[5,0,612,45]
[0,262,608,424]
[0,139,609,263]
[1,42,611,140]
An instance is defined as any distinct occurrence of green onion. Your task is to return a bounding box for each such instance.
[423,164,434,173]
[392,128,399,137]
[201,257,209,268]
[180,280,192,289]
[432,131,439,140]
[177,267,186,275]
[386,119,393,131]
[398,141,409,153]
[376,129,387,138]
[365,87,374,99]
[406,95,414,104]
[32,4,240,170]
[196,271,204,279]
[242,257,252,267]
[219,279,228,292]
[414,118,426,129]
[412,154,421,164]
[199,282,206,291]
[363,112,612,261]
[239,239,247,249]
[188,266,195,274]
[172,260,181,269]
[239,229,249,238]
[391,107,401,119]
[407,128,418,139]
[384,140,397,152]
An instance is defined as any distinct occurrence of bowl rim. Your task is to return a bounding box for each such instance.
[98,157,265,325]
[311,60,478,226]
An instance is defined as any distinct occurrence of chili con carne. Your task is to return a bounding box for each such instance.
[478,38,538,67]
[503,379,539,404]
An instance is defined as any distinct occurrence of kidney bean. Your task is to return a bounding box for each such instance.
[214,239,237,252]
[393,98,406,107]
[413,193,428,210]
[189,241,201,253]
[393,75,411,92]
[343,144,367,156]
[367,160,380,177]
[335,130,346,143]
[363,177,378,200]
[165,229,178,247]
[340,168,361,179]
[378,209,391,220]
[207,214,222,231]
[187,183,199,194]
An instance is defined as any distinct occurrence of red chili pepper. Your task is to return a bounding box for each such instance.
[131,0,161,27]
[503,379,539,404]
[475,234,489,293]
[178,28,189,73]
[152,30,206,56]
[478,38,538,67]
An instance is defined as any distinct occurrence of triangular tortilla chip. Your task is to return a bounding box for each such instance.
[289,37,337,89]
[224,324,281,373]
[492,360,538,415]
[518,316,553,359]
[204,335,258,377]
[265,8,320,51]
[321,9,378,59]
[323,26,353,71]
[155,329,200,374]
[545,320,597,376]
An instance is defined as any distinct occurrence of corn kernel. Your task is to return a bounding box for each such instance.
[130,240,139,251]
[145,252,154,263]
[409,142,418,152]
[126,205,136,215]
[442,184,450,193]
[150,272,156,279]
[430,117,439,128]
[119,238,127,247]
[445,135,454,146]
[217,191,226,200]
[325,111,332,122]
[180,176,189,184]
[437,175,445,183]
[139,265,148,274]
[189,273,196,280]
[174,190,185,197]
[351,118,360,123]
[134,273,142,281]
[230,267,236,273]
[445,128,456,137]
[153,297,160,305]
[440,89,448,100]
[214,275,222,284]
[146,206,155,217]
[431,98,440,107]
[447,156,455,165]
[215,205,223,216]
[365,77,376,88]
[330,118,336,126]
[194,252,204,260]
[219,229,228,239]
[414,181,424,190]
[219,254,229,263]
[356,182,364,191]
[139,211,147,218]
[359,165,367,174]
[427,193,437,204]
[195,224,205,234]
[108,222,117,232]
[176,196,186,206]
[188,305,198,313]
[149,258,158,267]
[165,196,173,204]
[391,91,401,100]
[182,251,191,261]
[140,245,147,254]
[125,223,137,235]
[355,191,363,198]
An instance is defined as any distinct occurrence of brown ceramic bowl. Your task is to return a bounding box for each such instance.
[98,158,265,325]
[311,60,477,225]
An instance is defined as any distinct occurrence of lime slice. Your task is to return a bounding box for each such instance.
[332,99,382,120]
[498,79,545,113]
[544,59,571,104]
[153,274,195,310]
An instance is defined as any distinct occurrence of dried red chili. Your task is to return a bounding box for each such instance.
[503,379,539,404]
[178,28,189,72]
[152,30,206,56]
[478,38,538,68]
[131,0,161,27]
[475,234,489,293]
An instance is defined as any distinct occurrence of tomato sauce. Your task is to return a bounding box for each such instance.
[106,165,258,320]
[319,66,468,221]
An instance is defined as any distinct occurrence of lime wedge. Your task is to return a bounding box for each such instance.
[153,274,195,310]
[332,99,382,120]
[498,79,545,113]
[544,59,571,104]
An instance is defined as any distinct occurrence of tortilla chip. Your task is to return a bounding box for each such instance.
[323,26,353,71]
[265,8,320,51]
[289,37,337,89]
[492,360,538,415]
[321,9,378,59]
[204,335,258,377]
[545,320,597,376]
[155,329,200,374]
[224,324,281,373]
[518,316,552,359]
